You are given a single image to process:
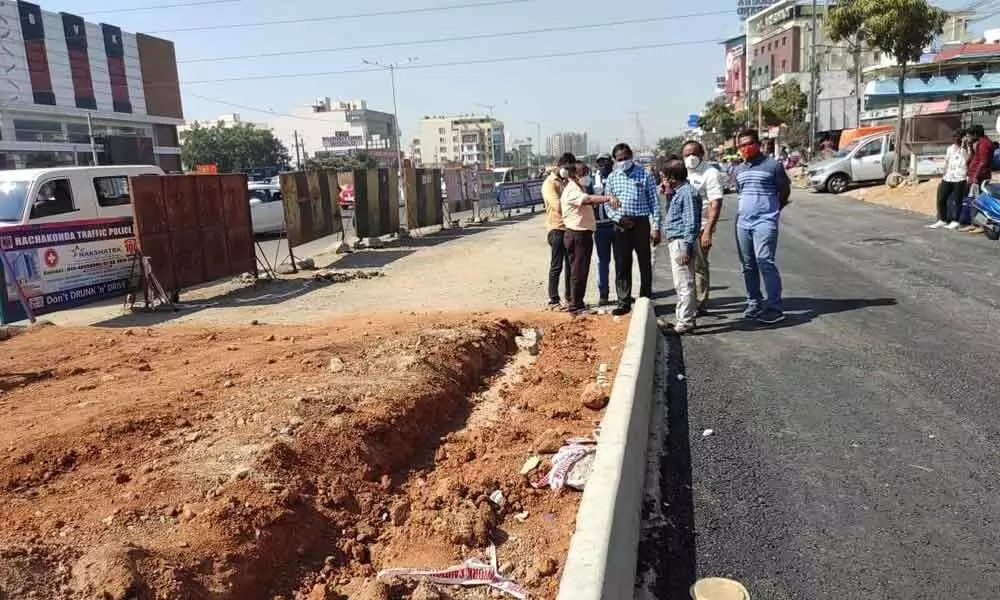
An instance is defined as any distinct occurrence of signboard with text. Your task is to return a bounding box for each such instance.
[738,0,778,19]
[0,218,138,323]
[497,179,544,211]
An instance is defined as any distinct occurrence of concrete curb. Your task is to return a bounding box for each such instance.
[556,297,659,599]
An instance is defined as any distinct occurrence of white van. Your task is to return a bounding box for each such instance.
[0,165,165,226]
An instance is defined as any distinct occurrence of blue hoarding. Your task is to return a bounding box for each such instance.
[0,217,138,323]
[497,179,545,211]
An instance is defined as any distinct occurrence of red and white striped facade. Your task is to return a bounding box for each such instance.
[0,0,182,170]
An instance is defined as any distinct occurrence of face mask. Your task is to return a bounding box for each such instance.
[580,174,593,188]
[684,155,702,170]
[616,159,633,171]
[558,167,570,179]
[739,145,759,161]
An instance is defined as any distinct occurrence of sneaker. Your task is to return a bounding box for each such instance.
[568,307,588,317]
[673,322,696,335]
[946,221,961,230]
[743,305,763,319]
[756,309,786,325]
[928,220,947,229]
[611,304,631,316]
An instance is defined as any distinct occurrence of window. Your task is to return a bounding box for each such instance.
[66,123,91,144]
[248,188,281,203]
[334,130,349,137]
[439,146,447,153]
[439,137,445,143]
[782,36,787,46]
[438,128,446,134]
[857,139,883,157]
[781,59,787,70]
[94,176,131,207]
[30,179,75,219]
[15,120,64,143]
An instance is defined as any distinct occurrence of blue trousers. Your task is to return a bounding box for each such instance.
[736,222,782,312]
[594,225,616,299]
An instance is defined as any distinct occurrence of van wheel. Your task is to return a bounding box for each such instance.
[826,173,849,194]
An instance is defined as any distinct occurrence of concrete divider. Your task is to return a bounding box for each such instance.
[556,297,659,599]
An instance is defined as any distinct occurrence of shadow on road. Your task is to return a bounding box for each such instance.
[653,295,898,333]
[391,211,540,249]
[327,250,416,269]
[651,331,698,598]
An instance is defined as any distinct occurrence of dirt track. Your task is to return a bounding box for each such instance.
[0,312,627,599]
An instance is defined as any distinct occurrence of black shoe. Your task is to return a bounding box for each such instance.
[611,304,631,316]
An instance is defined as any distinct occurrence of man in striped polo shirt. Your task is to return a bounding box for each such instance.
[734,129,791,325]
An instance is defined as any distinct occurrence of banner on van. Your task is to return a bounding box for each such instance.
[0,217,138,324]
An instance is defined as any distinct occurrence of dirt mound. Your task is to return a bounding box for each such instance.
[0,312,627,599]
[845,179,938,217]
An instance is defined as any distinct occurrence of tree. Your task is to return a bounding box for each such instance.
[698,99,741,143]
[303,152,377,171]
[656,135,687,156]
[180,123,290,173]
[827,0,948,174]
[761,81,810,149]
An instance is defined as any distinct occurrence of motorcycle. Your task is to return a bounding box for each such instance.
[972,182,1000,241]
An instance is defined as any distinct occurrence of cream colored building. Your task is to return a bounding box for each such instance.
[410,114,505,167]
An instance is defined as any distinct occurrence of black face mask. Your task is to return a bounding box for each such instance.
[599,163,613,177]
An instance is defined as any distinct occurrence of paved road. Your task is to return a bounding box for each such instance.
[649,191,1000,599]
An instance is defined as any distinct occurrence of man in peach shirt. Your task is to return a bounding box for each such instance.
[542,153,577,307]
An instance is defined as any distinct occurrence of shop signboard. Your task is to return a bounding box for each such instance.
[0,217,137,323]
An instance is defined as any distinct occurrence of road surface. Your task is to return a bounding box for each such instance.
[649,191,1000,599]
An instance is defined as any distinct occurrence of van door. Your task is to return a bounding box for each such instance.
[26,174,98,224]
[850,135,888,183]
[92,173,135,220]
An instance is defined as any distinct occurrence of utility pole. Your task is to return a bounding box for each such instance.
[853,37,863,126]
[364,57,417,205]
[293,130,302,169]
[808,0,819,159]
[86,112,99,165]
[630,112,647,152]
[527,120,541,168]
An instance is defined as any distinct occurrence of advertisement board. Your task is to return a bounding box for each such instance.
[497,179,544,211]
[0,218,137,323]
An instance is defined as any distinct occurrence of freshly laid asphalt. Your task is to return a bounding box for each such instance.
[649,190,1000,600]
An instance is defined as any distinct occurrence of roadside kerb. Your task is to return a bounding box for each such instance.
[556,297,659,599]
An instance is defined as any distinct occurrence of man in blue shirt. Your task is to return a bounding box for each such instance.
[734,129,791,324]
[657,156,701,334]
[604,143,662,316]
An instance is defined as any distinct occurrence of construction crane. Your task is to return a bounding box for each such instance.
[475,100,508,118]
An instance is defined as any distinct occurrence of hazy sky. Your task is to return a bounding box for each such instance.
[42,0,1000,151]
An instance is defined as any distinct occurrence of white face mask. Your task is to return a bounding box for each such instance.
[684,155,702,170]
[616,159,633,171]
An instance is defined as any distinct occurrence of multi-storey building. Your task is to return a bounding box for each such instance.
[546,132,588,157]
[410,114,505,167]
[179,113,268,136]
[0,1,184,170]
[266,98,398,167]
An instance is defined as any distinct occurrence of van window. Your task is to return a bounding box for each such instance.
[94,176,131,206]
[30,179,75,219]
[248,188,280,203]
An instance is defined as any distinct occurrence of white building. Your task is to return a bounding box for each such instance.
[267,98,398,166]
[178,113,268,137]
[546,132,588,157]
[0,1,184,170]
[410,114,505,167]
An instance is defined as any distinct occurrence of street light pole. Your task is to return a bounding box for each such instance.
[363,57,416,206]
[808,0,818,159]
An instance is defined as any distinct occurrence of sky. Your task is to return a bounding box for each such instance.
[39,0,1000,152]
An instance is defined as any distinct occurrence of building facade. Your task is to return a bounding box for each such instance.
[266,98,398,167]
[410,114,505,167]
[721,35,748,108]
[545,131,588,157]
[0,1,183,171]
[179,113,268,136]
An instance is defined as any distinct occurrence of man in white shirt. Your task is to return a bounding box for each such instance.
[929,129,969,230]
[682,140,724,313]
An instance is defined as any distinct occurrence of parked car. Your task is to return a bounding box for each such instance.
[248,182,284,235]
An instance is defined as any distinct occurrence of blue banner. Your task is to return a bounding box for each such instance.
[0,217,138,323]
[497,178,545,211]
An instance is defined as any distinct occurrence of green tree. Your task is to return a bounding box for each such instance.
[698,99,741,142]
[303,152,377,170]
[180,123,290,173]
[827,0,948,174]
[656,135,687,156]
[764,81,808,124]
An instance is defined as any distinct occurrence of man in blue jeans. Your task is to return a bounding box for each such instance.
[592,153,616,304]
[734,129,791,325]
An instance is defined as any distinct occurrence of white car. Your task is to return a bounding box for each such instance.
[248,182,284,235]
